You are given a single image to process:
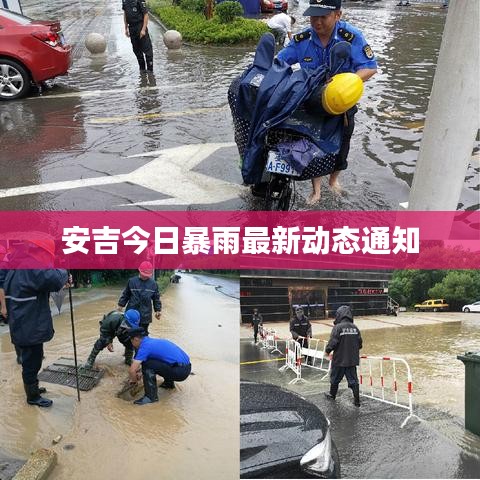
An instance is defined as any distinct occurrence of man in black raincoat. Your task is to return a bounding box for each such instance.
[325,305,362,406]
[3,240,68,408]
[117,262,161,335]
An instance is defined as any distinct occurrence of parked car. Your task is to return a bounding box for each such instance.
[0,8,71,100]
[261,0,288,13]
[240,380,340,478]
[414,299,449,312]
[462,301,480,313]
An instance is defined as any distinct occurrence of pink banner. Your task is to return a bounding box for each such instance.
[0,211,478,269]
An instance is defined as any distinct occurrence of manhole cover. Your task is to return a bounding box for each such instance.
[38,357,104,391]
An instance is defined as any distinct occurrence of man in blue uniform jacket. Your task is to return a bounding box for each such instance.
[277,0,377,203]
[128,328,191,405]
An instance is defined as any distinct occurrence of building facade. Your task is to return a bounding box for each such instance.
[240,270,393,323]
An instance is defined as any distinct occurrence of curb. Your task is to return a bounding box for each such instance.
[12,449,57,480]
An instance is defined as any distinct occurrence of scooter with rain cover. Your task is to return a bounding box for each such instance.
[229,35,355,211]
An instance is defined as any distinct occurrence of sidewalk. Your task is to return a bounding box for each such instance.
[240,311,466,339]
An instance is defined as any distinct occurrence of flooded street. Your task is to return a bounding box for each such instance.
[1,0,478,210]
[240,313,480,478]
[0,274,239,479]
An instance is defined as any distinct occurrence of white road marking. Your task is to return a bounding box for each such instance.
[0,143,244,206]
[28,83,199,100]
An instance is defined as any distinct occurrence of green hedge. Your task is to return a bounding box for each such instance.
[149,1,268,44]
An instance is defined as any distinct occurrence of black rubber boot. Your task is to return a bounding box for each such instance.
[324,383,339,400]
[124,348,134,366]
[24,382,53,408]
[134,369,159,405]
[352,385,361,407]
[159,380,175,389]
[84,345,101,369]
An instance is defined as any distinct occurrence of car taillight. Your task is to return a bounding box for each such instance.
[32,30,60,47]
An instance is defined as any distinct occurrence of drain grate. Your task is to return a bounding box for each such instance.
[38,357,104,391]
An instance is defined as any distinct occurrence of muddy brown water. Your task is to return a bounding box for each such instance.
[312,315,480,457]
[0,274,239,480]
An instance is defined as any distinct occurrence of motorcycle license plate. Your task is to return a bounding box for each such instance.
[58,32,66,46]
[265,151,300,177]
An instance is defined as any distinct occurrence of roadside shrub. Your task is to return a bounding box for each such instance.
[149,1,268,44]
[179,0,205,13]
[215,1,243,23]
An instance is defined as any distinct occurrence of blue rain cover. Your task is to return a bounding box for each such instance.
[233,34,347,184]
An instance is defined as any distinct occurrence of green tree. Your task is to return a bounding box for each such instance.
[428,270,480,310]
[389,270,447,306]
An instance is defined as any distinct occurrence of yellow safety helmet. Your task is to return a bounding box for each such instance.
[321,73,364,115]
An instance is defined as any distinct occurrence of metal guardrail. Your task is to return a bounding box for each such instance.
[279,339,305,385]
[359,355,420,428]
[298,337,331,380]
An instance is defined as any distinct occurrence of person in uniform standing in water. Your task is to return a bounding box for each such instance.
[117,262,161,335]
[122,0,154,72]
[83,309,141,369]
[324,305,363,406]
[3,240,69,408]
[251,308,263,344]
[289,306,313,364]
[277,0,377,204]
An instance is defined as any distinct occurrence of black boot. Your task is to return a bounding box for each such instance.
[324,383,339,400]
[84,345,101,369]
[24,382,53,408]
[134,369,159,405]
[352,385,361,407]
[159,380,175,389]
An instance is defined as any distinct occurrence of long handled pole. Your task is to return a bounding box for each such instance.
[67,277,81,402]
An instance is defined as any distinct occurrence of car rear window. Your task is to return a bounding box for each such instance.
[0,8,32,25]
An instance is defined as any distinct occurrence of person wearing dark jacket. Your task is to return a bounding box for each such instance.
[3,239,68,408]
[324,305,362,406]
[290,306,313,364]
[117,262,161,335]
[122,0,154,72]
[84,309,140,369]
[251,308,263,343]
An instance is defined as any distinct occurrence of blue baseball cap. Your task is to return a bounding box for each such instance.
[304,0,341,16]
[124,309,140,328]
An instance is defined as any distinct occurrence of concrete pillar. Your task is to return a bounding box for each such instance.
[408,0,479,211]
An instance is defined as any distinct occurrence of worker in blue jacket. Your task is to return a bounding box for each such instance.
[276,0,377,203]
[3,239,68,408]
[127,327,191,405]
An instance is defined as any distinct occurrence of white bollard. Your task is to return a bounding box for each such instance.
[163,30,182,50]
[85,33,107,54]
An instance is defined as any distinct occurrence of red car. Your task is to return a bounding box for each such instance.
[0,8,71,100]
[261,0,288,13]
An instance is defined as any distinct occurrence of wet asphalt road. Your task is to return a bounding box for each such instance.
[1,0,478,211]
[240,337,480,478]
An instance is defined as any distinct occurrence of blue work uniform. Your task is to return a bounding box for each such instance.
[135,337,190,365]
[135,337,191,388]
[277,20,377,72]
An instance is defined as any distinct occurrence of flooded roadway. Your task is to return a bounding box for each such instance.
[0,273,239,480]
[0,0,478,210]
[240,314,480,477]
